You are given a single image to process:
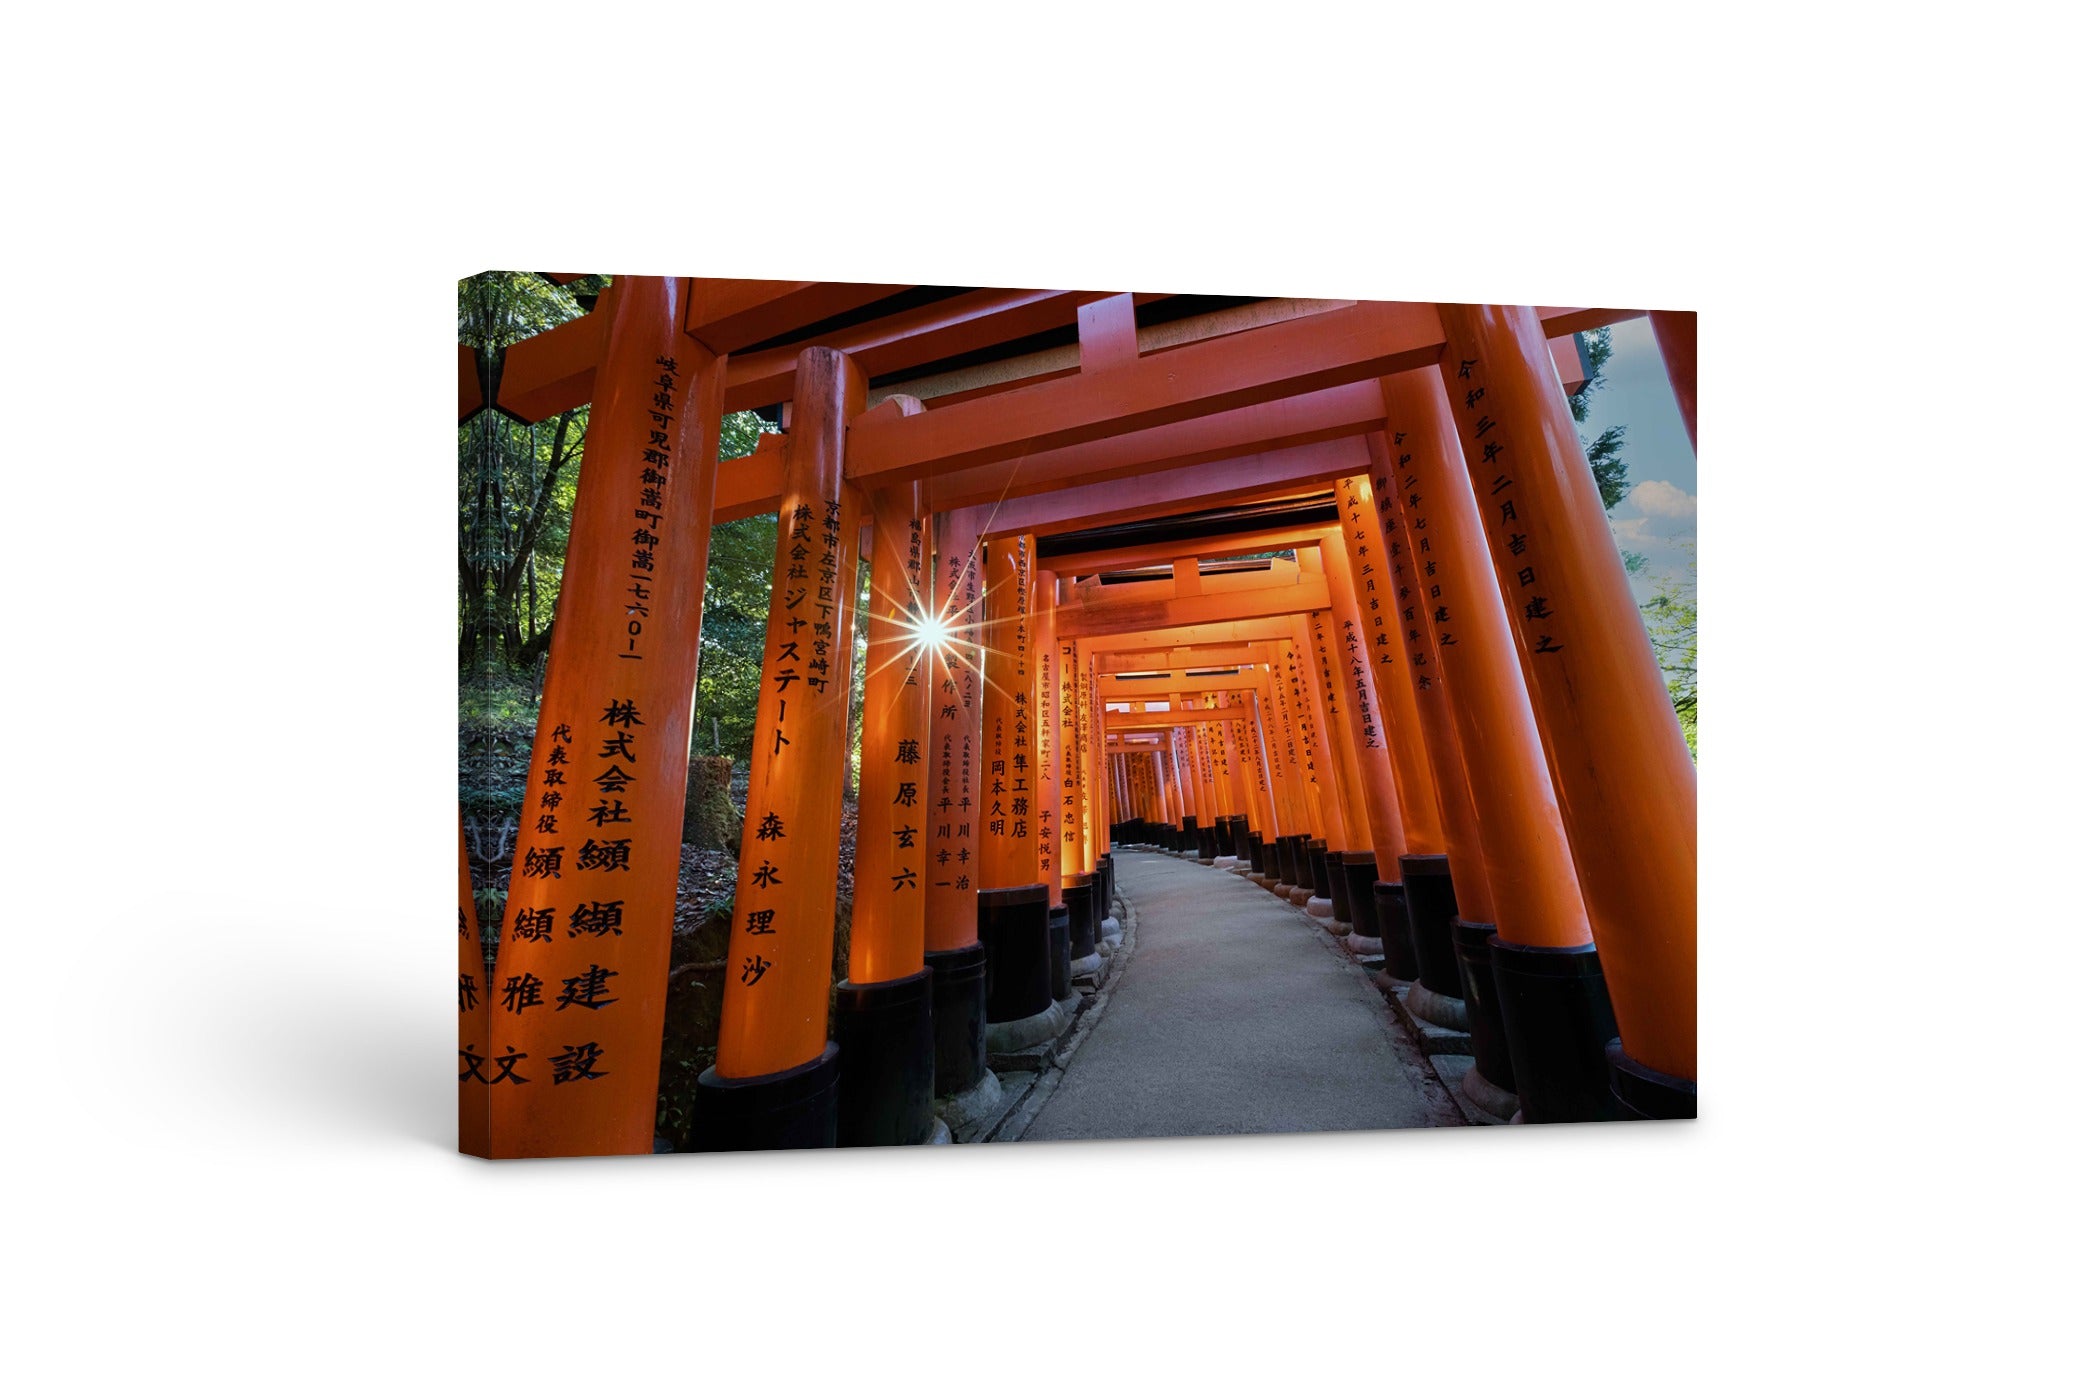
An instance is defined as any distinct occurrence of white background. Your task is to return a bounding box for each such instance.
[4,4,2092,1395]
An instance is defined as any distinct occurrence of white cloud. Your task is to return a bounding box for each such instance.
[1626,478,1697,520]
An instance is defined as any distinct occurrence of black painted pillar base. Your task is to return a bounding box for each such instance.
[1181,816,1197,855]
[980,884,1052,1025]
[925,943,987,1098]
[1047,904,1072,1001]
[1287,834,1312,893]
[1307,840,1332,898]
[691,1044,840,1152]
[1230,816,1252,864]
[1339,851,1377,928]
[1449,920,1517,1104]
[1608,1040,1698,1119]
[1398,853,1463,999]
[1063,879,1098,973]
[1258,841,1279,885]
[1373,881,1416,979]
[1196,826,1217,861]
[1321,851,1351,923]
[834,968,935,1148]
[1489,936,1620,1124]
[1246,833,1265,876]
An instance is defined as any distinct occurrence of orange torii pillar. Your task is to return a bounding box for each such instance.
[1171,724,1201,855]
[1249,669,1297,891]
[484,277,726,1160]
[1058,635,1102,978]
[1274,635,1343,905]
[1299,611,1371,919]
[836,475,937,1147]
[1346,450,1497,1012]
[1203,706,1239,867]
[1216,703,1255,869]
[1235,705,1281,880]
[1254,662,1312,897]
[1648,310,1698,452]
[978,534,1065,1052]
[697,347,864,1150]
[1086,654,1119,947]
[1381,357,1608,1122]
[1266,646,1326,896]
[923,511,997,1114]
[1027,566,1076,1013]
[458,810,488,1158]
[1312,534,1418,943]
[1328,479,1463,974]
[1436,306,1697,1119]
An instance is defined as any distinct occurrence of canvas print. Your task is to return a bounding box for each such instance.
[457,277,1698,1158]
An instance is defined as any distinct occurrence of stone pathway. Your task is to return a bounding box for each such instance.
[1020,850,1464,1142]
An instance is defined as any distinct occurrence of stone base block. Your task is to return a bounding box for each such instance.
[985,997,1071,1054]
[1307,897,1333,919]
[1461,1065,1519,1123]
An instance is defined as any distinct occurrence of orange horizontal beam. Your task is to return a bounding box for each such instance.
[848,300,1444,486]
[1537,306,1648,338]
[458,344,482,422]
[495,309,605,423]
[726,290,1170,413]
[1095,644,1258,669]
[1101,674,1260,699]
[1053,577,1329,642]
[1049,523,1335,579]
[683,279,912,355]
[1080,617,1304,653]
[925,381,1386,512]
[957,435,1373,539]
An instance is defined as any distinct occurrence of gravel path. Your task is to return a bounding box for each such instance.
[1021,851,1460,1142]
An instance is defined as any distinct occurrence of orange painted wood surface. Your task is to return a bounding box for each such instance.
[1377,364,1589,949]
[1438,305,1697,1081]
[1648,310,1698,451]
[485,278,725,1158]
[714,349,867,1079]
[849,301,1443,485]
[1329,484,1447,856]
[977,534,1040,891]
[924,511,986,951]
[846,479,931,985]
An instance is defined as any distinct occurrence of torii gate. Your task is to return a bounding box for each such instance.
[460,279,1696,1157]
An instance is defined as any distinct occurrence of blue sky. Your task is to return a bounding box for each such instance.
[1581,315,1696,598]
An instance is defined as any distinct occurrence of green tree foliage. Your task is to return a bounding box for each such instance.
[1637,550,1697,759]
[457,272,609,675]
[1568,327,1630,511]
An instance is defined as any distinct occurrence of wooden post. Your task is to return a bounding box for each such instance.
[923,509,991,1100]
[1362,425,1494,926]
[1327,485,1448,861]
[485,276,725,1160]
[979,534,1039,892]
[1300,609,1372,851]
[1311,532,1412,884]
[698,347,865,1148]
[1379,367,1598,1111]
[1648,310,1697,452]
[977,533,1057,1045]
[1436,305,1697,1115]
[925,511,984,952]
[846,480,929,988]
[836,467,936,1146]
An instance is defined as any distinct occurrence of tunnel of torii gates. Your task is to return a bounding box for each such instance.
[456,278,1698,1157]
